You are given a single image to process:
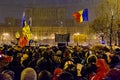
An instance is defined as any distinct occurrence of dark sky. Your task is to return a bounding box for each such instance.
[0,0,101,23]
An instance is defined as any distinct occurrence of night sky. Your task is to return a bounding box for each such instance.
[0,0,101,23]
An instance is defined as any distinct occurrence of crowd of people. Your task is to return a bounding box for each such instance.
[0,44,120,80]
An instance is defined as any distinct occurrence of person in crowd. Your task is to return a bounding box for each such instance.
[0,73,13,80]
[81,54,97,80]
[2,70,15,80]
[21,67,37,80]
[105,54,120,80]
[103,46,112,63]
[63,50,77,78]
[52,68,63,80]
[72,46,83,64]
[109,55,120,68]
[105,68,120,80]
[36,48,55,73]
[0,55,9,72]
[61,49,74,69]
[38,70,52,80]
[6,53,24,80]
[20,53,29,66]
[1,44,120,80]
[57,71,74,80]
[53,50,62,68]
[90,59,110,80]
[0,50,13,72]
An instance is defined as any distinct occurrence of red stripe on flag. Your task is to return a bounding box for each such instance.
[73,12,81,22]
[18,35,28,48]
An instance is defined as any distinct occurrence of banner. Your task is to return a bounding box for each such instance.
[55,33,70,42]
[73,34,87,43]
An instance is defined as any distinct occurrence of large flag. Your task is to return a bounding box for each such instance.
[73,8,88,22]
[18,22,32,48]
[18,11,32,47]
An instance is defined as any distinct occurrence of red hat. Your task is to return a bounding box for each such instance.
[53,68,63,76]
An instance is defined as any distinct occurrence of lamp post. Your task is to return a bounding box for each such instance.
[110,11,113,50]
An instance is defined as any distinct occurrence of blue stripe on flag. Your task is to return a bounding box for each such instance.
[82,8,88,21]
[21,12,26,27]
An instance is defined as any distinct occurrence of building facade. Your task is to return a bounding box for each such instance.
[0,26,91,45]
[25,7,74,27]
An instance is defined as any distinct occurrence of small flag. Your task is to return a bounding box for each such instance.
[21,11,26,27]
[73,8,88,22]
[28,17,32,27]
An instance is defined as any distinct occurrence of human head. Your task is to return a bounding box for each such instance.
[21,67,37,80]
[0,73,13,80]
[57,71,74,80]
[38,70,52,80]
[2,70,15,80]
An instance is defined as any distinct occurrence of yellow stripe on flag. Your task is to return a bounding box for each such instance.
[78,10,83,22]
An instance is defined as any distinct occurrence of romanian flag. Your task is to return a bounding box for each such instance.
[18,11,32,48]
[73,8,88,22]
[18,24,32,48]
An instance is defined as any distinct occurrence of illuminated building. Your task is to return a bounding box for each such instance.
[25,7,74,27]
